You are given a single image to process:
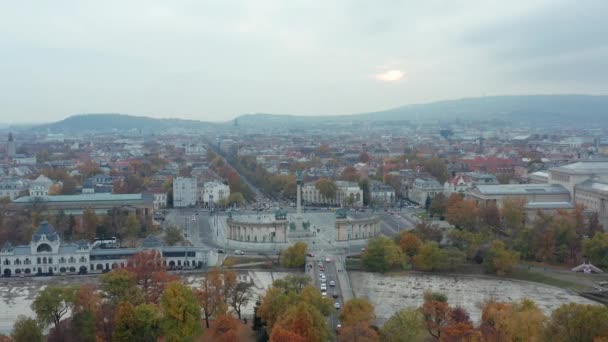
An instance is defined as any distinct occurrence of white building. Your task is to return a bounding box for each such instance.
[201,180,230,207]
[370,181,395,204]
[0,222,212,277]
[302,181,363,207]
[29,175,54,197]
[0,178,29,200]
[185,144,207,156]
[152,192,168,210]
[173,177,197,208]
[410,178,443,205]
[444,174,471,196]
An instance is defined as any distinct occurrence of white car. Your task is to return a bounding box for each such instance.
[329,280,336,287]
[321,283,327,291]
[334,302,341,309]
[321,291,327,297]
[234,250,244,255]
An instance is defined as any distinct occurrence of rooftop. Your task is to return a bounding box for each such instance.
[551,160,608,174]
[575,180,608,194]
[14,193,148,203]
[525,201,575,209]
[474,184,570,196]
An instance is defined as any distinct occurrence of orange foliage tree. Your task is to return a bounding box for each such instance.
[126,250,177,304]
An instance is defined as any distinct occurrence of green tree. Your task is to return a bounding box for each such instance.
[160,282,203,342]
[422,158,448,183]
[362,236,407,273]
[164,225,185,246]
[413,242,449,271]
[113,302,159,342]
[227,192,245,206]
[583,232,608,267]
[123,212,141,238]
[100,269,144,305]
[82,207,98,240]
[380,308,425,342]
[429,193,446,217]
[315,178,337,201]
[501,198,526,234]
[281,242,308,268]
[11,316,43,342]
[31,286,76,333]
[484,240,519,275]
[544,303,608,342]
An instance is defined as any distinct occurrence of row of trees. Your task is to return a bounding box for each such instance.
[434,192,607,267]
[362,224,520,275]
[6,251,255,342]
[378,291,608,341]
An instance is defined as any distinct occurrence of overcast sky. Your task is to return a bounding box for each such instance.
[1,0,607,123]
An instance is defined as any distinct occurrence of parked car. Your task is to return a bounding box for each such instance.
[234,250,244,255]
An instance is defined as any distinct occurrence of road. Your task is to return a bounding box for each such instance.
[308,254,342,340]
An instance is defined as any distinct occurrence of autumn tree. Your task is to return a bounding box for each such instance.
[270,326,307,342]
[210,314,240,342]
[81,208,98,240]
[398,232,422,257]
[126,250,177,303]
[422,158,449,183]
[259,276,331,333]
[362,236,406,273]
[70,284,101,342]
[583,232,608,267]
[429,193,447,218]
[11,316,44,342]
[341,166,360,182]
[315,178,338,201]
[100,269,144,305]
[122,212,141,239]
[413,222,443,243]
[281,242,308,268]
[227,281,254,319]
[446,198,478,230]
[380,308,424,342]
[480,298,545,341]
[339,298,379,342]
[479,202,500,230]
[273,302,331,342]
[544,303,608,342]
[198,267,229,328]
[420,291,450,340]
[160,282,202,341]
[501,197,526,234]
[484,240,519,275]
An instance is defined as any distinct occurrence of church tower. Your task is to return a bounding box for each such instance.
[7,132,16,156]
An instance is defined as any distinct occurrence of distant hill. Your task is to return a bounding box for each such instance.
[37,113,218,133]
[29,95,608,133]
[236,95,608,127]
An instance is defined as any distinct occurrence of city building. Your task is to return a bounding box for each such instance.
[467,184,571,208]
[335,214,381,241]
[0,222,212,277]
[444,174,472,196]
[302,181,363,207]
[6,133,15,157]
[82,174,115,194]
[225,212,288,243]
[370,180,395,204]
[409,178,443,205]
[200,180,230,207]
[173,177,197,208]
[0,178,29,200]
[29,175,54,197]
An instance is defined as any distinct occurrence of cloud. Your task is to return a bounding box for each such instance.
[375,70,404,82]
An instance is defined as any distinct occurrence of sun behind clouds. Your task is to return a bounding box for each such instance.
[375,70,404,82]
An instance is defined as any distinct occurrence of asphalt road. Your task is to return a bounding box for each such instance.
[309,254,342,341]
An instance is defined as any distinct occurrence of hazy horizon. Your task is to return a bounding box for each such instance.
[1,1,607,123]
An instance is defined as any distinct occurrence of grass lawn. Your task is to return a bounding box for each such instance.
[505,268,583,291]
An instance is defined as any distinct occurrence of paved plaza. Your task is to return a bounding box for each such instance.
[350,272,599,326]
